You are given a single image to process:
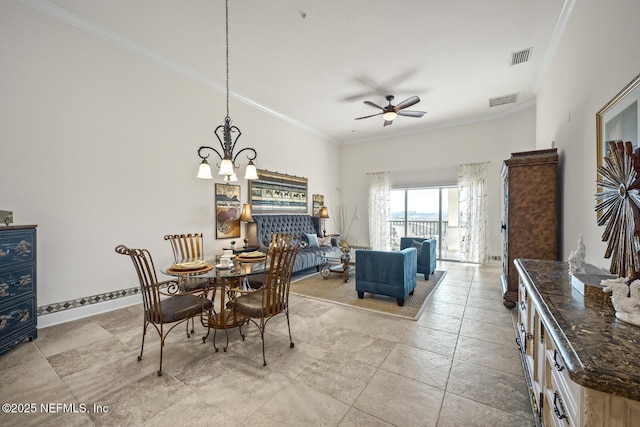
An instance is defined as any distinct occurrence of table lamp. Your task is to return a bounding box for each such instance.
[319,206,329,237]
[239,203,253,247]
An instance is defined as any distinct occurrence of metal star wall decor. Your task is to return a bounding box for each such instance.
[596,140,640,280]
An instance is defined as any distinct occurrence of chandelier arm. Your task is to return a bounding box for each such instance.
[197,145,224,161]
[213,124,231,157]
[226,123,241,159]
[232,147,257,166]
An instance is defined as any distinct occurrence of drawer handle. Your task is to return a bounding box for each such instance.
[553,350,565,372]
[520,323,526,335]
[553,391,568,422]
[520,301,526,311]
[515,337,522,353]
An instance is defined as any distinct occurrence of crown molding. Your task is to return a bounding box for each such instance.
[532,0,575,93]
[16,0,339,144]
[344,97,537,145]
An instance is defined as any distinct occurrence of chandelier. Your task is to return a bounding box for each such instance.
[197,0,258,181]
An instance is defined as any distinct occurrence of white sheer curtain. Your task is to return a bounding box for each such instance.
[458,162,489,263]
[368,171,391,251]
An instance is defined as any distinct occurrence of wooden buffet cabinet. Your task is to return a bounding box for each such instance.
[515,259,640,426]
[501,149,559,308]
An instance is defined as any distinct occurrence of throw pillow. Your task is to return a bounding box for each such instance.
[411,239,422,256]
[318,236,332,247]
[305,233,319,247]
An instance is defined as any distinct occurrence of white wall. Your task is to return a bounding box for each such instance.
[338,106,537,256]
[0,2,339,306]
[536,0,640,270]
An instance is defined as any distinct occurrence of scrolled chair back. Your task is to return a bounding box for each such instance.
[114,244,179,323]
[262,233,299,315]
[163,233,204,263]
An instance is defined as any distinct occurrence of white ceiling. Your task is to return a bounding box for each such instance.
[26,0,569,144]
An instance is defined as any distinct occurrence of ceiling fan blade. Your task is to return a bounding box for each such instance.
[355,112,383,120]
[383,120,393,127]
[364,100,385,110]
[397,110,426,118]
[395,96,420,110]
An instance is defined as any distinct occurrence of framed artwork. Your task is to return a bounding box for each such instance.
[596,73,640,169]
[312,194,324,216]
[215,183,241,239]
[249,169,308,213]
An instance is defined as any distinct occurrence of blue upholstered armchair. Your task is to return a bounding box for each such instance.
[355,248,417,306]
[400,237,436,279]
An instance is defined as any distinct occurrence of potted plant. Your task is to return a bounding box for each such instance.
[230,240,236,250]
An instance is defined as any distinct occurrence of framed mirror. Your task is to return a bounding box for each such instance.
[596,73,640,169]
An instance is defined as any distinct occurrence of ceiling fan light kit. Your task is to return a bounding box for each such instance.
[355,94,426,127]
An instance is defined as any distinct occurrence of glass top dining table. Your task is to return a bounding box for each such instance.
[162,256,267,352]
[163,257,267,280]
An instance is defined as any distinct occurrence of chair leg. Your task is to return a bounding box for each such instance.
[158,325,165,376]
[260,328,267,367]
[138,319,148,362]
[285,310,294,349]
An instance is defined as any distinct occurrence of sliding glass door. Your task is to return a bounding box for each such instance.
[390,187,459,261]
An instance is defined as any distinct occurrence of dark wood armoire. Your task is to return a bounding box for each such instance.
[501,149,559,308]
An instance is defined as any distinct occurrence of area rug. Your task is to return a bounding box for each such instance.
[290,270,446,320]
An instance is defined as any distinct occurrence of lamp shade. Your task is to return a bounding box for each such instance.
[244,160,259,180]
[197,159,213,179]
[319,206,329,219]
[239,203,252,222]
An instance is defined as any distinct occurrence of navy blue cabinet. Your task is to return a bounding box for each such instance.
[0,225,37,354]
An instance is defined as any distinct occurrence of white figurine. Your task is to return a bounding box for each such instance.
[568,234,586,274]
[603,278,640,326]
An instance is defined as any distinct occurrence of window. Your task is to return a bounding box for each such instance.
[390,187,459,261]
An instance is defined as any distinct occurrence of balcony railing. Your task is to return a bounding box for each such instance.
[389,220,449,252]
[389,220,448,239]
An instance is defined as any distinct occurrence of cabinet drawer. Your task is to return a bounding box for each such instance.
[0,296,37,355]
[544,346,582,427]
[0,264,35,304]
[0,229,36,269]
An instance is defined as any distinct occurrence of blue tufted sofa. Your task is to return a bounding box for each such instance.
[252,214,340,273]
[355,247,417,306]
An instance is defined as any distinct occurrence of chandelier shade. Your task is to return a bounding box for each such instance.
[197,159,214,179]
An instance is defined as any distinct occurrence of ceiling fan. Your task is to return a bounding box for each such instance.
[355,95,426,127]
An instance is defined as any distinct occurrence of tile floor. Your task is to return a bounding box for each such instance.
[0,262,534,426]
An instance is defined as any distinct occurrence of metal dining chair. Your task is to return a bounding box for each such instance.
[115,244,213,376]
[164,233,210,336]
[226,233,299,366]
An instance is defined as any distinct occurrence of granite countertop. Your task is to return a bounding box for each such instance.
[515,259,640,402]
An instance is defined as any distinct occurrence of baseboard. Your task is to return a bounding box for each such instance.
[38,293,142,329]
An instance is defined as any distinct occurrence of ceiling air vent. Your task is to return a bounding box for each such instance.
[489,93,519,107]
[510,47,533,66]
